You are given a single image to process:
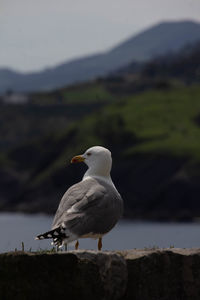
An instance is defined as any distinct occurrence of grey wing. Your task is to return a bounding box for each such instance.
[52,180,90,228]
[71,186,123,237]
[52,178,123,237]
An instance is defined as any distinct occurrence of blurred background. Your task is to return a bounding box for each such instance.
[1,0,200,252]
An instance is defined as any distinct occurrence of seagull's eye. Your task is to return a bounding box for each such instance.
[87,152,91,156]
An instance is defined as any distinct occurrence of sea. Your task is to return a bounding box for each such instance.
[0,213,200,253]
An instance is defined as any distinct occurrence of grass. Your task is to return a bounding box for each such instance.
[4,82,200,192]
[12,241,57,254]
[31,82,114,105]
[103,85,200,161]
[62,82,114,104]
[0,82,113,151]
[27,84,200,188]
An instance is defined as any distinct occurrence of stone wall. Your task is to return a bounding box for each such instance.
[0,249,200,300]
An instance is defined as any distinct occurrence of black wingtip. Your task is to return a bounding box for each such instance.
[35,226,67,242]
[35,234,45,240]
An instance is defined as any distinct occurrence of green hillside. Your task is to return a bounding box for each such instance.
[108,85,200,160]
[28,85,200,186]
[0,82,115,149]
[1,56,200,219]
[31,82,114,105]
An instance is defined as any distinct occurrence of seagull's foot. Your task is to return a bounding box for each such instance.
[98,237,102,251]
[75,240,79,250]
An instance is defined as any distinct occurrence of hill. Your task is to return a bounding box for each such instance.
[0,82,112,149]
[119,40,200,83]
[1,39,200,220]
[1,84,200,220]
[1,21,200,94]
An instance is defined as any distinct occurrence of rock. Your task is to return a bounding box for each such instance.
[0,250,127,300]
[75,251,127,300]
[122,248,200,300]
[0,249,200,300]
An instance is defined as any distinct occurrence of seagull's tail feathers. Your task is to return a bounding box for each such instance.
[35,226,68,247]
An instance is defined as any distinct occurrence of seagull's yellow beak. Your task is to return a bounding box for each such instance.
[71,155,85,163]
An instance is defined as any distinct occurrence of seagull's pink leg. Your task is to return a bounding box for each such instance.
[75,240,79,250]
[98,237,102,251]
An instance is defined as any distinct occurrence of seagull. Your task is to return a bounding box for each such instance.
[35,146,123,251]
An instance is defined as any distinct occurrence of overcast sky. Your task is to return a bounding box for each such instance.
[1,0,200,72]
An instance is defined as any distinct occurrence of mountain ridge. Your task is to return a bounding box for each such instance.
[1,20,200,94]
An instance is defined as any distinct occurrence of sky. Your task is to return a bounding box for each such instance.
[1,0,200,73]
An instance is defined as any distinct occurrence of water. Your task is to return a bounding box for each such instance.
[0,213,200,252]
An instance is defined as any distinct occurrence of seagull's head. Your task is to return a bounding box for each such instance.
[71,146,112,177]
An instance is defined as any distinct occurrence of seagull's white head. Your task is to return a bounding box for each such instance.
[71,146,112,178]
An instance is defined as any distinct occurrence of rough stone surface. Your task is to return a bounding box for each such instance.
[0,250,127,300]
[0,249,200,300]
[122,248,200,300]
